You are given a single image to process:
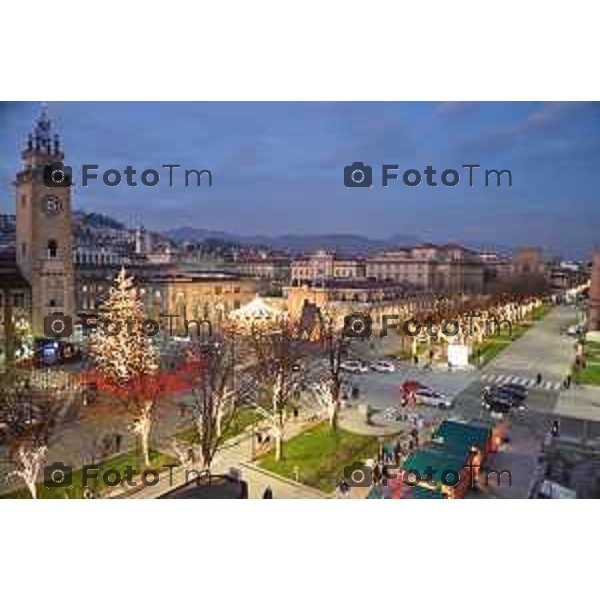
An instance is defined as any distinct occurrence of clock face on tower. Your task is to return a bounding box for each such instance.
[42,196,63,217]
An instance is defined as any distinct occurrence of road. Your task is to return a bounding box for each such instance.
[350,305,580,498]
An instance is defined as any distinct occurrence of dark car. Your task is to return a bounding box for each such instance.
[499,383,528,399]
[493,385,527,409]
[482,396,512,416]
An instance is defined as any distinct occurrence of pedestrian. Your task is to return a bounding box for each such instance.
[373,463,382,485]
[566,374,572,389]
[413,355,419,366]
[551,420,560,437]
[262,486,273,499]
[394,441,401,464]
[536,372,543,386]
[337,478,350,498]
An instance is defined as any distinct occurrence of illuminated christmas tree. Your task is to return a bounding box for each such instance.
[91,267,160,466]
[92,267,158,383]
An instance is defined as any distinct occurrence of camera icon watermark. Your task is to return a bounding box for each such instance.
[343,313,373,339]
[343,462,373,487]
[44,312,73,338]
[44,462,73,488]
[43,161,73,188]
[344,161,373,188]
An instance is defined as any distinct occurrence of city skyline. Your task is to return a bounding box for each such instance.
[0,101,599,259]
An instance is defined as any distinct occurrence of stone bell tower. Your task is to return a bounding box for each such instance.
[14,105,75,336]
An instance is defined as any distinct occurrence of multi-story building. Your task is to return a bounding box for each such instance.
[291,250,366,284]
[478,251,513,290]
[77,264,257,335]
[235,257,291,280]
[588,252,600,332]
[512,247,547,277]
[366,244,484,294]
[0,215,16,252]
[0,252,31,364]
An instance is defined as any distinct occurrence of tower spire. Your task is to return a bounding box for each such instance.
[31,102,60,153]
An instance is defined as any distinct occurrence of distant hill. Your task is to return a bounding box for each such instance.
[164,228,423,254]
[73,211,125,230]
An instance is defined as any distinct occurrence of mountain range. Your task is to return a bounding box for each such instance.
[163,227,507,255]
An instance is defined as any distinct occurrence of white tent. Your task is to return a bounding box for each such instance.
[228,296,288,326]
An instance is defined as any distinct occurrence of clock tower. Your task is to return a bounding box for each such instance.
[15,106,75,336]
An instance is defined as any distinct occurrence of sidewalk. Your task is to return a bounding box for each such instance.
[112,410,329,499]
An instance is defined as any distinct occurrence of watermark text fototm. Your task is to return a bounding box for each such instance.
[342,312,512,339]
[44,461,212,491]
[44,162,213,189]
[344,461,513,490]
[43,312,213,341]
[344,162,512,189]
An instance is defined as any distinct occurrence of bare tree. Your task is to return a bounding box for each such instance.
[315,309,349,431]
[0,374,63,499]
[247,320,304,461]
[185,337,238,469]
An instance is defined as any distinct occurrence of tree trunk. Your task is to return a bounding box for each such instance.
[216,404,223,439]
[25,477,37,500]
[274,423,284,461]
[140,426,151,467]
[328,401,339,431]
[135,413,152,467]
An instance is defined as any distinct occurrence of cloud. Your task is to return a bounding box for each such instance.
[435,102,480,119]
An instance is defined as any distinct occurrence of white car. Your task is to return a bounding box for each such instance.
[414,389,453,409]
[370,360,396,373]
[340,360,369,374]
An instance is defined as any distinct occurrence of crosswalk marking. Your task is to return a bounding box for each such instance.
[481,373,562,391]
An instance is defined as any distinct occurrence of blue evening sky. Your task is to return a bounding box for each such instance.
[0,101,598,258]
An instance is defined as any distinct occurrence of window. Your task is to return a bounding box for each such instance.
[47,239,58,259]
[214,286,222,295]
[21,196,26,209]
[21,242,27,258]
[13,293,25,308]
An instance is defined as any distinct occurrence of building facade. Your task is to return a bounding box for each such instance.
[588,251,600,331]
[366,244,485,294]
[291,250,366,284]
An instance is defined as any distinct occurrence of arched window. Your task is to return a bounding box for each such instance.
[47,239,58,259]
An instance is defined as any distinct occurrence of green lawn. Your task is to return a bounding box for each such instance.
[0,449,175,499]
[471,322,531,367]
[176,406,264,445]
[574,341,600,386]
[257,422,384,493]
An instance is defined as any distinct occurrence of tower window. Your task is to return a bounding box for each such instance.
[21,196,26,209]
[13,293,25,308]
[21,242,27,258]
[47,239,58,259]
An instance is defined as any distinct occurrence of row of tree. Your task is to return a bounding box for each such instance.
[0,269,352,497]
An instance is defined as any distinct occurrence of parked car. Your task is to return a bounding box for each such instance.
[566,324,584,337]
[414,389,453,409]
[483,385,526,409]
[499,383,528,398]
[370,360,396,373]
[482,396,512,417]
[340,360,369,374]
